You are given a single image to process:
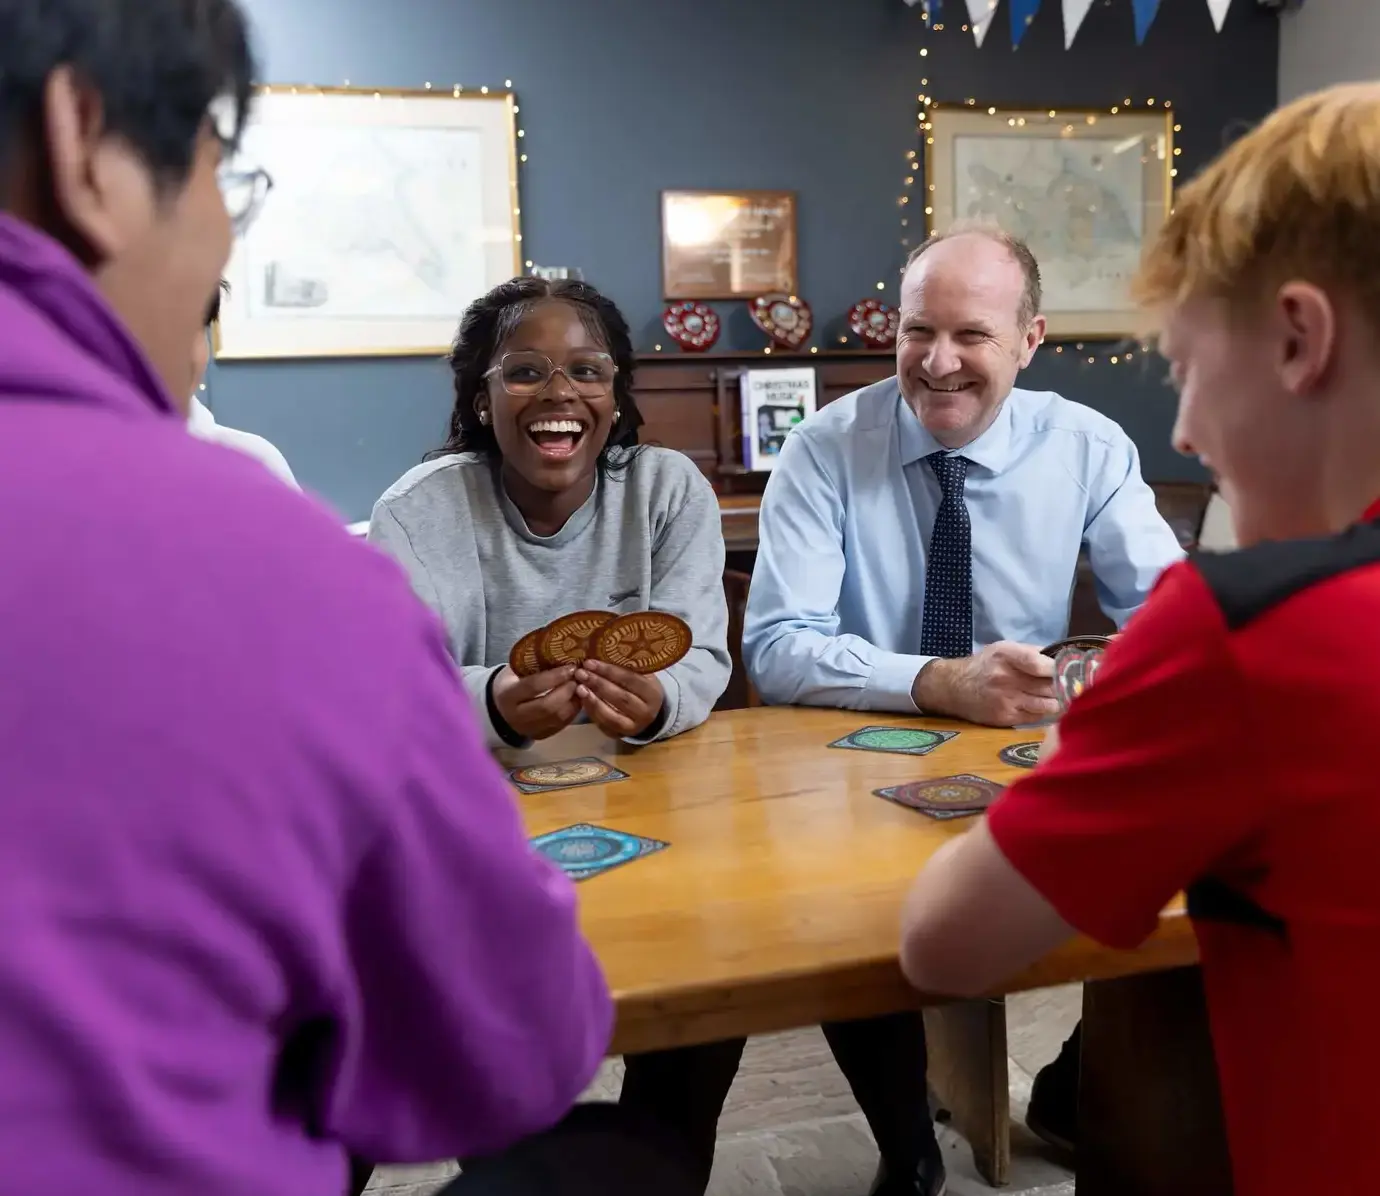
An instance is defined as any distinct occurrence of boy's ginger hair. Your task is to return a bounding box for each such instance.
[1135,83,1380,328]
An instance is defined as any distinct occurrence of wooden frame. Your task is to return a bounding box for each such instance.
[661,189,798,300]
[924,105,1174,339]
[216,85,521,360]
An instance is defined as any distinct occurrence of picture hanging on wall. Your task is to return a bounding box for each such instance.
[215,85,521,359]
[924,106,1173,339]
[661,190,797,300]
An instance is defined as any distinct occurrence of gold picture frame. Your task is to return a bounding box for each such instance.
[661,189,798,300]
[216,85,521,360]
[924,106,1174,339]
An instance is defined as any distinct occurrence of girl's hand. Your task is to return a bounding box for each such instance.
[574,659,666,739]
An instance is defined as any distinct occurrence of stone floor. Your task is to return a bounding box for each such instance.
[363,985,1080,1196]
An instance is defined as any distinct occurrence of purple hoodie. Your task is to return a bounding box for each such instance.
[0,214,612,1195]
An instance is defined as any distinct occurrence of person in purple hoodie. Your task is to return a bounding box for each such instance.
[0,3,638,1194]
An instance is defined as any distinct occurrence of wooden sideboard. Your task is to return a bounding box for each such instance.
[634,348,892,499]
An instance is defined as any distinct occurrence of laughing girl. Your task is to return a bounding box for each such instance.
[369,277,730,749]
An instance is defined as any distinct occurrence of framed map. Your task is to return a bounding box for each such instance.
[215,86,520,359]
[924,107,1173,338]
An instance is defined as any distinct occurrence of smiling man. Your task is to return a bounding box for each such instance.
[744,225,1182,729]
[900,83,1380,1196]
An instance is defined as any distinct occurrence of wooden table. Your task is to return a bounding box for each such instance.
[504,708,1231,1194]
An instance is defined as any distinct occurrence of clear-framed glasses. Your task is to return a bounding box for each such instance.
[218,165,273,235]
[483,350,618,397]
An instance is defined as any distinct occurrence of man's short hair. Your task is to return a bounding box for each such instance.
[904,222,1043,328]
[0,0,255,187]
[1134,82,1380,329]
[205,279,230,329]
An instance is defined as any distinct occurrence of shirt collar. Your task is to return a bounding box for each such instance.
[896,388,1015,473]
[1364,497,1380,523]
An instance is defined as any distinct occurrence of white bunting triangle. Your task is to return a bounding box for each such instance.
[1062,0,1096,46]
[964,0,999,46]
[1206,0,1232,31]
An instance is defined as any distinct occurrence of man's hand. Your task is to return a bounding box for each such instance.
[912,641,1059,727]
[574,659,666,740]
[492,664,582,741]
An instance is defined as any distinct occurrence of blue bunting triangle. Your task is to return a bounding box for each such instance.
[1130,0,1162,43]
[1009,0,1043,46]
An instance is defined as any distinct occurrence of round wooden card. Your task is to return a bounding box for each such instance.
[1040,634,1112,659]
[540,610,618,666]
[508,628,545,678]
[593,611,692,674]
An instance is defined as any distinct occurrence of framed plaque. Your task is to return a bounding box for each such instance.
[661,190,797,300]
[925,105,1172,338]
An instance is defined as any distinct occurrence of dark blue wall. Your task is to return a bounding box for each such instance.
[212,0,1278,521]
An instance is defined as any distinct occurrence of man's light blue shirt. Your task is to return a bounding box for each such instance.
[742,377,1185,712]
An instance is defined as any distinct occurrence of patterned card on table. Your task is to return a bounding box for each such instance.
[873,774,1006,819]
[999,741,1042,769]
[530,823,669,882]
[508,756,629,794]
[828,726,958,757]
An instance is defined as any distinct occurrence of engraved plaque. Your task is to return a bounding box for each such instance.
[661,190,798,300]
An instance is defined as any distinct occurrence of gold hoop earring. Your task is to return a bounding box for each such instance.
[614,406,621,422]
[477,408,490,425]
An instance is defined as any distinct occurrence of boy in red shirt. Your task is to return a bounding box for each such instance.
[899,82,1380,1196]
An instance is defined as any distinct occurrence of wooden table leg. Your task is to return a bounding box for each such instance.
[923,998,1010,1186]
[1079,966,1233,1196]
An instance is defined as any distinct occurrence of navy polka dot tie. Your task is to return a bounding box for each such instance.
[920,451,973,659]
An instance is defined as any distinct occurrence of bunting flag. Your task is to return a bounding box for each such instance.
[1010,0,1043,48]
[1061,0,1096,47]
[964,0,999,46]
[1130,0,1163,43]
[918,0,1232,46]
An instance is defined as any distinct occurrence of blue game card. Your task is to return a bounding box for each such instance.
[530,823,669,882]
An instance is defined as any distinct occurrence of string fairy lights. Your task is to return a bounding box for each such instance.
[895,8,1181,371]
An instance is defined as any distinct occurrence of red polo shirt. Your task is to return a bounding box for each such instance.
[988,500,1380,1196]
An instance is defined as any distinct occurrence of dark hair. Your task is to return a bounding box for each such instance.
[204,278,230,328]
[432,277,644,468]
[0,0,256,188]
[905,221,1043,328]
